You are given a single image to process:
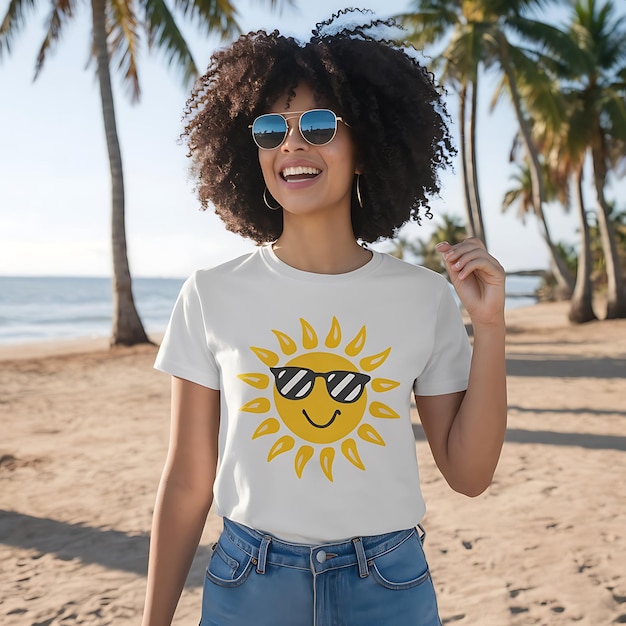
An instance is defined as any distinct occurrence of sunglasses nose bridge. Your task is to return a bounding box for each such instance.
[305,371,328,395]
[280,118,309,151]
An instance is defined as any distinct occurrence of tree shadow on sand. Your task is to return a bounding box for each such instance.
[506,354,626,379]
[0,510,211,586]
[412,424,626,451]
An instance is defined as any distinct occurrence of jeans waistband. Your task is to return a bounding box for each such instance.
[221,518,424,576]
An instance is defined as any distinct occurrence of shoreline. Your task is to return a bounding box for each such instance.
[0,297,551,362]
[0,297,614,361]
[0,274,542,353]
[0,333,165,361]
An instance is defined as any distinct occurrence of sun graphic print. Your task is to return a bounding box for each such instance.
[237,317,401,482]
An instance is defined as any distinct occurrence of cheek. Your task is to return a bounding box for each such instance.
[327,141,358,178]
[258,151,274,184]
[332,128,358,161]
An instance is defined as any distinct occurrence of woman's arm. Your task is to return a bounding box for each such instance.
[416,238,507,497]
[142,377,220,626]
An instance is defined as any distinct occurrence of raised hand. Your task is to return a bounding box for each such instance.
[436,238,506,328]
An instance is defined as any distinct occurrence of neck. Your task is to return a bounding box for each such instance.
[273,215,371,274]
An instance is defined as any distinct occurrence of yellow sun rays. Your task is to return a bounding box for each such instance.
[239,317,400,482]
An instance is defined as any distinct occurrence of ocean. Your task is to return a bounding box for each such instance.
[0,274,542,346]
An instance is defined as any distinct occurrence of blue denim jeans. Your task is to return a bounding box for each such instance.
[200,518,442,626]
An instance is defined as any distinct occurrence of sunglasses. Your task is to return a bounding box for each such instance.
[270,367,371,403]
[250,109,349,150]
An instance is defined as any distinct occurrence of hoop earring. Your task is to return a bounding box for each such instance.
[263,187,281,211]
[355,174,363,209]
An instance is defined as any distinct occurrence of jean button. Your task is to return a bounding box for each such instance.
[316,550,326,563]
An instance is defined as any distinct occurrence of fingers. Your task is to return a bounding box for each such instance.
[436,238,504,282]
[434,241,454,254]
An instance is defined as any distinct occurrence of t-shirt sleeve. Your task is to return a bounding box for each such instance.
[413,284,472,396]
[154,273,220,390]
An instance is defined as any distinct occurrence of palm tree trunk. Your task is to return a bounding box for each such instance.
[568,164,597,323]
[496,33,573,297]
[91,0,151,345]
[591,143,626,319]
[459,83,477,238]
[468,80,486,245]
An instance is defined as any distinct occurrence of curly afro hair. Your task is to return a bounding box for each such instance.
[182,8,455,244]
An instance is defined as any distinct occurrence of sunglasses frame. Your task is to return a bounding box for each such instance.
[249,109,349,150]
[270,366,371,403]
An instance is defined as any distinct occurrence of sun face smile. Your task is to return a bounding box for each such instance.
[303,408,341,429]
[238,317,401,482]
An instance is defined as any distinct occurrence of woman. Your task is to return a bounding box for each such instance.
[142,9,507,626]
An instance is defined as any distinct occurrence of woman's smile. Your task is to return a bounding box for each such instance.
[281,165,322,182]
[277,159,324,189]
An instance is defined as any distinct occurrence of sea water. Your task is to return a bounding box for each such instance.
[0,274,541,345]
[0,276,184,345]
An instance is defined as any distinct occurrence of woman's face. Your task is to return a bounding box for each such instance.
[257,83,360,222]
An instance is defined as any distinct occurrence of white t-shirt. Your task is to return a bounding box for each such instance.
[155,245,471,543]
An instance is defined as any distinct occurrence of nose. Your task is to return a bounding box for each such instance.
[281,120,309,152]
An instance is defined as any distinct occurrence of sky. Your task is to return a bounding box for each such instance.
[1,0,623,278]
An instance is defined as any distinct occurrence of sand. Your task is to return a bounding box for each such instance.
[1,301,625,625]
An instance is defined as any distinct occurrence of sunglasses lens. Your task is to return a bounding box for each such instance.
[252,114,287,149]
[271,367,315,400]
[300,109,337,145]
[326,371,370,403]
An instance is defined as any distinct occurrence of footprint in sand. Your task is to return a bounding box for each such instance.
[611,592,626,626]
[442,615,466,624]
[509,587,534,599]
[509,606,529,615]
[611,591,626,605]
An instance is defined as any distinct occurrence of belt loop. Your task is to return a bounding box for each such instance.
[352,537,369,578]
[256,535,271,574]
[417,523,426,545]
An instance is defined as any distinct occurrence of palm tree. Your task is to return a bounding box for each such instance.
[541,91,599,322]
[1,0,286,345]
[396,0,576,294]
[397,1,486,244]
[502,158,565,223]
[501,154,576,301]
[560,0,626,319]
[568,164,598,321]
[589,204,626,286]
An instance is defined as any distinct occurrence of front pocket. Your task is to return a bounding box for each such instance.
[369,531,432,591]
[205,533,255,588]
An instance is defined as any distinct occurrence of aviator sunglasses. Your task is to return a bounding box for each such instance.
[270,366,371,403]
[250,109,349,150]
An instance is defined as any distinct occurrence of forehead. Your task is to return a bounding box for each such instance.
[268,82,329,113]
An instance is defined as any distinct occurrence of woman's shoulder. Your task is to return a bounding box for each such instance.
[188,248,263,281]
[377,251,450,287]
[171,249,263,303]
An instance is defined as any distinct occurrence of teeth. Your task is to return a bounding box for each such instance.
[282,166,321,178]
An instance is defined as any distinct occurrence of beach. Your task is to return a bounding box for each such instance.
[1,301,625,625]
